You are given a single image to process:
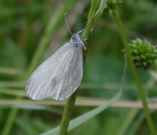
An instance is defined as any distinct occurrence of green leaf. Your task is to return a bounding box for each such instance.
[40,90,121,135]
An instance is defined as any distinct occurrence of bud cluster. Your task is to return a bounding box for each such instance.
[128,39,157,69]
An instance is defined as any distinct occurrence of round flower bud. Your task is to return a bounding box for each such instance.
[128,39,157,69]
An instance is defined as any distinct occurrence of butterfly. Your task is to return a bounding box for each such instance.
[26,32,86,101]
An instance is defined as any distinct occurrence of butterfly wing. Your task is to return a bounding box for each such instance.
[53,44,83,100]
[26,42,83,101]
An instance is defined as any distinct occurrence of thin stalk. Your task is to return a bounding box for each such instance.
[1,98,157,110]
[59,93,77,135]
[110,5,157,135]
[1,1,76,135]
[59,0,100,135]
[82,0,100,40]
[117,109,139,135]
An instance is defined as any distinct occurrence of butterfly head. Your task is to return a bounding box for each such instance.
[71,33,86,50]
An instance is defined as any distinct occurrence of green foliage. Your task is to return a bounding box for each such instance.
[41,90,121,135]
[0,0,157,135]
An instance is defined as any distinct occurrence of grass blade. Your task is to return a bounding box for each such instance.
[41,90,121,135]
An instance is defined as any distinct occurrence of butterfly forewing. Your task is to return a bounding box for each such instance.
[26,42,83,101]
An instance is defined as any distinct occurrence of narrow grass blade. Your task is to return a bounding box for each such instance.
[117,109,139,135]
[41,90,121,135]
[128,112,144,135]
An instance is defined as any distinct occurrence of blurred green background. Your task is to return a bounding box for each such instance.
[0,0,157,135]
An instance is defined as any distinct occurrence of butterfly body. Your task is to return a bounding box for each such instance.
[70,33,85,48]
[26,33,84,101]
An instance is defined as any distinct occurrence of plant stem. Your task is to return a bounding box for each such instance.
[83,0,100,40]
[110,5,157,135]
[59,92,77,135]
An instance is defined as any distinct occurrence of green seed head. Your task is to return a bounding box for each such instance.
[128,39,157,69]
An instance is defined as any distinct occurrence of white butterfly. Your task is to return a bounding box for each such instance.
[26,33,85,101]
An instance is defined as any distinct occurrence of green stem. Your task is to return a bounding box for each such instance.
[82,0,100,40]
[59,93,77,135]
[110,5,157,135]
